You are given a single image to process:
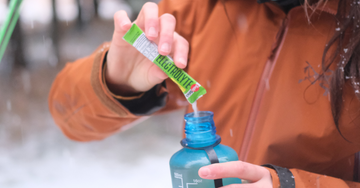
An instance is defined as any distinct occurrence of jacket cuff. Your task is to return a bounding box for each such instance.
[262,164,295,188]
[101,59,145,100]
[116,82,168,116]
[90,43,134,118]
[99,49,168,116]
[265,167,281,188]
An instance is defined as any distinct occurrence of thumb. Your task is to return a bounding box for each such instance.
[112,10,132,46]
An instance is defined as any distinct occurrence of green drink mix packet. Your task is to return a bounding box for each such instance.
[122,24,206,104]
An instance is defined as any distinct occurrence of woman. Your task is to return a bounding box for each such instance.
[48,0,360,187]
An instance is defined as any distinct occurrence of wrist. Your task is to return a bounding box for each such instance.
[104,60,140,97]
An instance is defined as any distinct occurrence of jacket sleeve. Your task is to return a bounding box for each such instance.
[48,0,197,142]
[263,164,360,188]
[290,168,360,188]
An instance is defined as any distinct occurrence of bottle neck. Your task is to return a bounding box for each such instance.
[182,111,220,148]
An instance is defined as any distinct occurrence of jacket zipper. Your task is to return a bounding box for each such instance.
[239,15,290,161]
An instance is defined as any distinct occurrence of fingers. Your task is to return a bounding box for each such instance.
[147,64,168,84]
[136,4,178,55]
[172,32,189,69]
[221,183,256,188]
[136,2,159,40]
[198,161,269,182]
[112,10,132,48]
[220,177,273,188]
[135,3,188,68]
[158,13,176,55]
[113,10,132,36]
[220,182,266,188]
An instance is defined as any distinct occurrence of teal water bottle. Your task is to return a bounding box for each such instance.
[169,111,242,188]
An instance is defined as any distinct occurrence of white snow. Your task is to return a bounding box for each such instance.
[0,107,185,188]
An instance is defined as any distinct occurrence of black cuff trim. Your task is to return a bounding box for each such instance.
[262,164,295,188]
[257,0,300,6]
[117,81,168,116]
[257,0,271,3]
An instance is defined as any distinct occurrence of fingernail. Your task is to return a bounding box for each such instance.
[148,27,157,37]
[178,57,186,67]
[158,72,168,79]
[200,167,210,177]
[160,43,170,53]
[121,21,130,29]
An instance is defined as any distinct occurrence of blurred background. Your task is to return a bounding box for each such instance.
[0,0,186,187]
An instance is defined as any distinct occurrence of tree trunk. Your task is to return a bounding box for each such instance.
[93,0,98,18]
[51,0,60,65]
[76,0,83,30]
[8,0,26,68]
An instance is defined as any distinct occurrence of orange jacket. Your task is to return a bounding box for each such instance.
[49,0,360,187]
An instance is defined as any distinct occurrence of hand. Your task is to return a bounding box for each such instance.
[198,161,273,188]
[106,2,189,96]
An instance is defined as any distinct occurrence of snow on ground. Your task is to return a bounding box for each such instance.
[0,66,185,188]
[0,96,185,188]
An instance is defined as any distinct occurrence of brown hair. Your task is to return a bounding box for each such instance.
[312,0,360,134]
